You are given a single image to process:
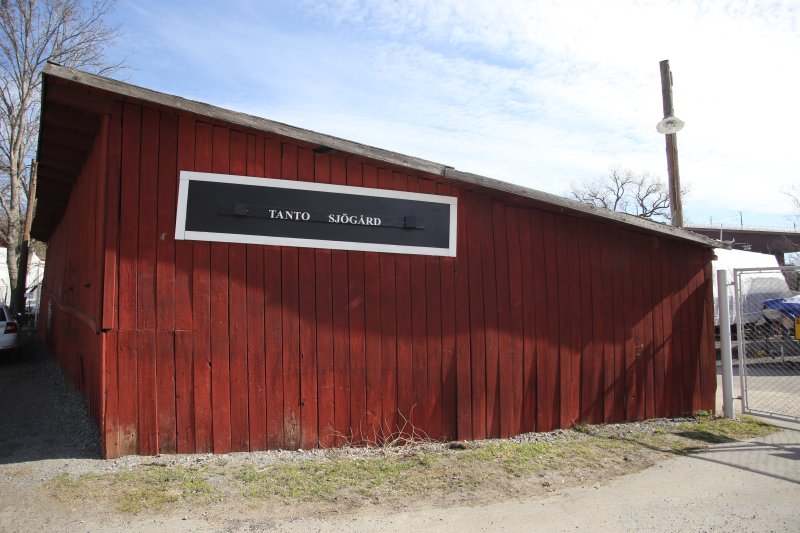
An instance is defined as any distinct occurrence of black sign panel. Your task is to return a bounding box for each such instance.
[175,172,457,256]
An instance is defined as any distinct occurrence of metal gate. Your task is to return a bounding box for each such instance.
[734,266,800,421]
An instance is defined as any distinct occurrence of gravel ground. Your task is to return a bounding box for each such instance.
[0,338,100,465]
[4,338,790,533]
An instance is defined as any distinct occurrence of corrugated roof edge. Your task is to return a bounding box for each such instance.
[42,62,722,249]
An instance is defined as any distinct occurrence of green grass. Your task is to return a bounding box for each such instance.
[47,414,777,513]
[233,455,431,500]
[50,466,217,513]
[675,412,774,443]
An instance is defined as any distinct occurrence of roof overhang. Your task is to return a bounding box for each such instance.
[34,62,721,248]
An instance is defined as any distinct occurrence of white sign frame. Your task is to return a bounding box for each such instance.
[175,171,458,257]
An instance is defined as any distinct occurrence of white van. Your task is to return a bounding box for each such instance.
[712,248,794,329]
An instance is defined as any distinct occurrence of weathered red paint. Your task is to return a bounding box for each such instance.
[37,79,717,458]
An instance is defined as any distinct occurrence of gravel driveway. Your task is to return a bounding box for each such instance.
[0,340,100,464]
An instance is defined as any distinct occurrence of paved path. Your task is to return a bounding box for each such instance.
[264,419,800,532]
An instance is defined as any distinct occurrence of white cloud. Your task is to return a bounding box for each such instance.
[109,0,800,224]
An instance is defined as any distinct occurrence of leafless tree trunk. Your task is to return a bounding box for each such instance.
[568,166,683,223]
[0,0,120,312]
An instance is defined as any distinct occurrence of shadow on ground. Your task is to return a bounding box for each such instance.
[0,334,100,464]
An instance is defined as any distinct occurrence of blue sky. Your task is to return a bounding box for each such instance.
[107,0,800,229]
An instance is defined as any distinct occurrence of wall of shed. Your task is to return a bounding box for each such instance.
[41,98,716,459]
[38,118,109,432]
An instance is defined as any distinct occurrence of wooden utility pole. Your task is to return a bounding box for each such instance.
[659,59,683,227]
[15,161,37,315]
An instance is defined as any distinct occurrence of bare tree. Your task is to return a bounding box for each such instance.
[569,167,679,222]
[0,0,119,312]
[786,185,800,220]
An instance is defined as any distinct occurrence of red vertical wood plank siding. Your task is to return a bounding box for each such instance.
[537,213,559,432]
[264,241,285,449]
[479,195,500,438]
[245,134,268,451]
[281,143,301,449]
[600,231,616,422]
[641,244,657,420]
[174,330,194,452]
[393,173,414,434]
[94,118,108,334]
[103,330,120,458]
[701,249,717,411]
[246,243,267,450]
[345,159,367,443]
[96,114,119,457]
[675,244,692,414]
[452,187,472,441]
[580,222,602,424]
[492,201,512,438]
[192,122,213,453]
[518,210,537,433]
[329,156,350,445]
[565,218,583,426]
[315,243,335,446]
[209,127,232,454]
[679,247,694,414]
[529,211,549,431]
[137,107,158,331]
[228,241,249,451]
[155,330,178,453]
[155,111,178,454]
[420,178,443,440]
[137,330,157,454]
[362,165,382,442]
[618,241,633,420]
[437,182,457,442]
[117,330,138,455]
[660,240,676,416]
[379,169,399,438]
[611,235,628,421]
[118,103,141,332]
[298,147,319,449]
[505,208,525,436]
[264,137,285,449]
[155,112,178,330]
[174,115,196,453]
[554,218,573,428]
[117,102,141,455]
[688,250,704,412]
[631,236,647,421]
[315,154,336,447]
[666,240,683,415]
[407,176,428,434]
[136,107,159,455]
[650,241,666,418]
[101,106,122,331]
[678,246,693,414]
[228,131,250,451]
[465,190,487,439]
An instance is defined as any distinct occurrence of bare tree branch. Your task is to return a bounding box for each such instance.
[569,166,681,222]
[0,0,120,311]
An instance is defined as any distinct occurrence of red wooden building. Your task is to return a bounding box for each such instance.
[35,64,719,458]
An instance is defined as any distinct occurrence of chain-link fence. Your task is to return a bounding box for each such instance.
[734,266,800,421]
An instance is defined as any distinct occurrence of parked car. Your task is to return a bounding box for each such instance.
[0,304,19,356]
[761,294,800,339]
